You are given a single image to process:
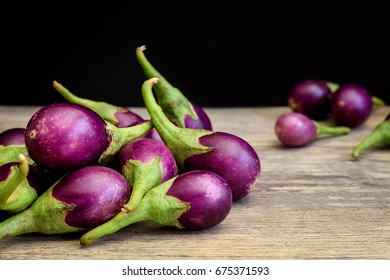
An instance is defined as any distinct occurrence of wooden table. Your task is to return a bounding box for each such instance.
[0,105,389,260]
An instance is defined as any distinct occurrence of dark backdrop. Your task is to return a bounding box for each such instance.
[2,1,389,108]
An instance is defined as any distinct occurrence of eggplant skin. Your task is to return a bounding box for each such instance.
[0,128,26,146]
[288,79,332,120]
[185,132,261,201]
[52,165,130,229]
[330,84,373,128]
[167,170,232,230]
[275,112,317,147]
[25,103,110,171]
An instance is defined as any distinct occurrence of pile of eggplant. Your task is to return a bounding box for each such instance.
[0,46,261,245]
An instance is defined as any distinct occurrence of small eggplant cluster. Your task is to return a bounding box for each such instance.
[0,46,261,245]
[275,79,388,159]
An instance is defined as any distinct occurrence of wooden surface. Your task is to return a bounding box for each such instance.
[0,105,389,260]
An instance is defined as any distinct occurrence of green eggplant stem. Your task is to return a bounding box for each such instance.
[0,205,37,239]
[0,154,29,205]
[135,46,172,89]
[79,204,146,245]
[372,96,385,111]
[0,187,82,240]
[80,177,189,245]
[135,45,198,127]
[100,120,153,162]
[120,157,163,213]
[141,78,214,172]
[141,78,182,136]
[52,80,126,125]
[352,120,390,159]
[313,121,351,137]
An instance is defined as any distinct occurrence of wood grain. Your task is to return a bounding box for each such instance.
[0,105,389,260]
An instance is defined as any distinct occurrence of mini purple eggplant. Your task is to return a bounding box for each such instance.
[113,137,177,212]
[0,165,130,240]
[288,79,333,120]
[141,78,260,201]
[352,112,390,159]
[24,102,153,171]
[0,128,26,146]
[330,83,382,128]
[0,154,42,214]
[275,112,350,147]
[80,170,232,245]
[135,45,212,130]
[52,81,162,141]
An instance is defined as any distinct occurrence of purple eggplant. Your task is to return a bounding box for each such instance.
[24,102,153,171]
[0,128,26,146]
[113,137,177,212]
[288,79,334,120]
[0,154,42,214]
[135,45,212,130]
[52,81,162,141]
[330,83,375,128]
[275,112,350,147]
[352,112,390,159]
[0,165,130,240]
[141,77,260,201]
[80,170,232,245]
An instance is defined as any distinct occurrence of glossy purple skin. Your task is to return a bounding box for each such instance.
[166,170,232,230]
[288,80,332,120]
[25,103,110,171]
[52,165,130,229]
[184,103,213,130]
[114,138,177,182]
[0,128,26,146]
[184,132,261,201]
[143,127,163,142]
[330,83,373,128]
[114,110,144,128]
[275,112,317,147]
[0,162,44,195]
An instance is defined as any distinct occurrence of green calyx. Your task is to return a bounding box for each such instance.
[135,45,199,127]
[0,186,83,240]
[100,120,153,163]
[79,177,190,245]
[352,120,390,159]
[53,80,127,126]
[141,77,214,172]
[121,156,163,213]
[0,155,38,214]
[0,145,34,167]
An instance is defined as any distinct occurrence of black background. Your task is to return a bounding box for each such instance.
[2,1,389,108]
